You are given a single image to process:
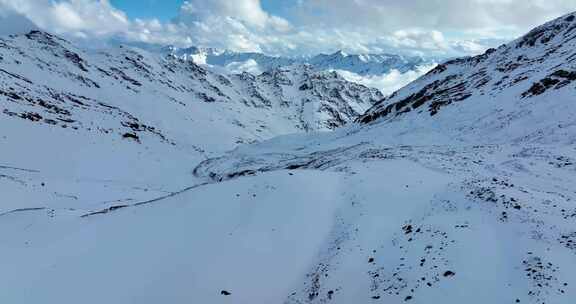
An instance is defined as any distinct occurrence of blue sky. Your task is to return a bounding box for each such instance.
[110,0,184,21]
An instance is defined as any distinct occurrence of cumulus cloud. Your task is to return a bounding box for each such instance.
[298,0,574,33]
[177,0,291,32]
[336,64,438,95]
[382,30,448,52]
[289,0,574,56]
[166,0,298,53]
[0,0,573,57]
[0,0,130,38]
[224,59,263,75]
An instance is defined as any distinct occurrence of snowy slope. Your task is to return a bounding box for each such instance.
[2,12,576,304]
[0,30,381,213]
[191,138,576,304]
[185,11,576,303]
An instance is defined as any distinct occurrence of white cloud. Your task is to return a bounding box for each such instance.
[382,30,448,52]
[224,59,263,75]
[298,0,574,33]
[0,0,573,57]
[177,0,291,32]
[128,0,573,57]
[336,64,438,95]
[288,0,574,56]
[0,0,129,37]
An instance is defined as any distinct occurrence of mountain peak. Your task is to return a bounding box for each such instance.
[331,50,348,57]
[358,11,576,129]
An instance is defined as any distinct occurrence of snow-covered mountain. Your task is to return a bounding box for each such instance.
[1,30,381,147]
[357,11,576,146]
[0,29,381,215]
[166,46,433,76]
[2,11,576,304]
[164,46,294,70]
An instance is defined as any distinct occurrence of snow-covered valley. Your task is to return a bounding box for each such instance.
[2,10,576,304]
[0,29,382,213]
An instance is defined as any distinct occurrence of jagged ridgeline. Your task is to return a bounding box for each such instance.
[164,47,432,76]
[1,30,382,151]
[359,12,576,145]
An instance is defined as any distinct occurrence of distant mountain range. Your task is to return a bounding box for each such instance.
[162,46,437,76]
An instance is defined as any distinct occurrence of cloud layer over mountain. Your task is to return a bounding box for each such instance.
[336,64,438,96]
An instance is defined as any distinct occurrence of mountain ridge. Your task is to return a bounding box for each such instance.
[1,30,382,149]
[355,11,576,145]
[165,46,435,76]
